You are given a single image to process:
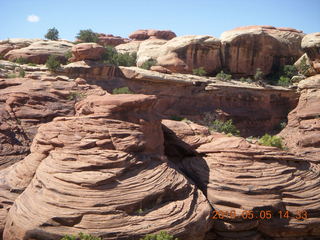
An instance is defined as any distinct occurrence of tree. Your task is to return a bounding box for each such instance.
[76,29,99,43]
[45,27,59,40]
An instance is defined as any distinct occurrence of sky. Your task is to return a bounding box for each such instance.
[0,0,319,41]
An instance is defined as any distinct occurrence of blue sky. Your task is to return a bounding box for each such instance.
[0,0,319,41]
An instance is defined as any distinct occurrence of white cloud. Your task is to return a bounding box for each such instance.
[27,15,40,23]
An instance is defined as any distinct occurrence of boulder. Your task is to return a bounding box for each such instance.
[220,25,305,76]
[129,29,176,40]
[97,33,130,47]
[301,32,320,60]
[150,65,172,74]
[156,35,222,74]
[163,121,320,239]
[115,41,141,54]
[294,53,317,76]
[280,74,320,161]
[4,40,74,64]
[136,39,168,66]
[2,94,212,240]
[70,43,105,62]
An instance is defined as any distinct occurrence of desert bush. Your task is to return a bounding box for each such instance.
[216,71,232,81]
[6,73,17,78]
[45,27,59,40]
[141,59,157,70]
[67,91,86,101]
[258,134,283,149]
[209,119,240,136]
[140,231,178,240]
[298,56,310,76]
[102,46,136,66]
[76,29,99,43]
[61,232,101,240]
[19,68,25,77]
[45,55,61,71]
[282,65,298,79]
[192,67,207,76]
[112,86,133,94]
[254,68,264,81]
[279,121,287,130]
[15,57,28,64]
[278,76,291,87]
[64,50,72,61]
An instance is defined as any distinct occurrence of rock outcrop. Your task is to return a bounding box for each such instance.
[4,40,74,64]
[1,94,212,240]
[97,33,130,47]
[280,74,320,161]
[0,71,106,170]
[129,29,176,40]
[70,43,105,62]
[301,32,320,74]
[163,120,320,239]
[0,39,40,56]
[220,25,304,76]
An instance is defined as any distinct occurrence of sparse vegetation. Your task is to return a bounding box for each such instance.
[282,65,298,79]
[279,121,287,130]
[102,46,137,66]
[192,67,207,76]
[140,231,178,240]
[298,56,310,76]
[27,63,37,66]
[278,76,291,87]
[45,55,61,71]
[112,87,134,94]
[14,57,28,64]
[216,71,232,81]
[6,73,17,78]
[64,50,72,62]
[61,232,101,240]
[258,134,284,149]
[209,119,240,136]
[18,68,25,77]
[76,29,99,43]
[67,91,86,101]
[141,59,157,70]
[254,68,264,81]
[45,27,59,40]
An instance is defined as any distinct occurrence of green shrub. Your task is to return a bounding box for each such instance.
[45,55,61,71]
[67,91,86,101]
[278,76,291,87]
[258,134,283,149]
[102,46,136,66]
[279,121,287,130]
[298,56,310,76]
[76,29,99,43]
[140,231,178,240]
[216,71,232,81]
[6,73,17,78]
[282,65,298,79]
[192,67,207,76]
[15,57,28,64]
[141,59,157,70]
[112,87,133,94]
[64,50,72,61]
[209,119,240,136]
[254,68,264,81]
[19,68,25,77]
[239,77,246,82]
[61,232,101,240]
[45,27,59,40]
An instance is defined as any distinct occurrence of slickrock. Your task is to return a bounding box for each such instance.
[4,40,74,64]
[0,74,106,169]
[280,74,320,161]
[97,34,130,47]
[136,39,168,67]
[220,25,304,76]
[0,39,41,56]
[70,43,105,62]
[129,29,176,40]
[301,32,320,74]
[163,120,320,239]
[2,94,212,240]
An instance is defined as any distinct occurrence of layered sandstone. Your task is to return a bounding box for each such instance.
[129,29,176,40]
[70,43,105,62]
[1,94,212,240]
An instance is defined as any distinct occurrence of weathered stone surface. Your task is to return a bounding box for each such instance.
[97,33,130,47]
[129,29,176,40]
[156,35,222,74]
[2,94,212,240]
[115,41,141,54]
[0,73,106,170]
[136,39,168,66]
[221,25,305,76]
[280,74,320,161]
[301,32,320,60]
[294,53,317,76]
[0,38,40,52]
[4,40,74,64]
[150,65,172,74]
[70,43,105,62]
[163,121,320,239]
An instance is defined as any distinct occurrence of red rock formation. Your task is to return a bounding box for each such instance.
[1,94,212,240]
[221,25,305,76]
[280,74,320,161]
[70,43,105,62]
[163,120,320,239]
[301,32,320,74]
[97,33,130,47]
[129,29,176,40]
